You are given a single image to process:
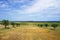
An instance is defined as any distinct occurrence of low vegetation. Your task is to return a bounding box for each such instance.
[51,24,58,30]
[15,23,20,27]
[11,22,16,28]
[0,20,60,40]
[44,24,48,27]
[37,24,43,27]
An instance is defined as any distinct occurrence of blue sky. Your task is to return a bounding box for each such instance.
[0,0,60,21]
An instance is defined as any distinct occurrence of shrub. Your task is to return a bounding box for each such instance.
[51,24,58,30]
[44,24,48,27]
[37,24,43,27]
[16,23,20,27]
[11,22,16,28]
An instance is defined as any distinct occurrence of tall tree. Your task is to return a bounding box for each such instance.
[2,20,9,28]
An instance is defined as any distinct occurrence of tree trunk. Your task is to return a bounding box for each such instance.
[5,25,7,28]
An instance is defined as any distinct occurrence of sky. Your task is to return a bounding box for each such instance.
[0,0,60,21]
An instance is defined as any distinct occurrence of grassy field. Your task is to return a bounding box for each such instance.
[0,22,60,40]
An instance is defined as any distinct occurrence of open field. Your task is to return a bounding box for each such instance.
[0,22,60,40]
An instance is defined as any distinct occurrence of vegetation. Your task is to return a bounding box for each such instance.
[0,20,60,40]
[0,23,60,40]
[44,24,48,27]
[16,23,20,27]
[11,22,16,27]
[2,20,9,28]
[37,24,43,27]
[51,24,58,30]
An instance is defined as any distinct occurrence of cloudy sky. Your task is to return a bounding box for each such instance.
[0,0,60,21]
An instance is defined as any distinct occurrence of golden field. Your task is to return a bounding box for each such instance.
[0,22,60,40]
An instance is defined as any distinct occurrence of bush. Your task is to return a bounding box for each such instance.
[37,24,43,27]
[16,23,20,27]
[51,24,58,30]
[44,24,48,27]
[11,22,16,28]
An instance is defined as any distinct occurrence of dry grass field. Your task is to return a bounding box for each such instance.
[0,22,60,40]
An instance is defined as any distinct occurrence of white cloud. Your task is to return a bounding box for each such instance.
[8,0,58,17]
[12,0,57,14]
[25,0,57,13]
[0,4,5,7]
[0,1,9,8]
[0,0,60,21]
[0,0,59,15]
[0,0,58,14]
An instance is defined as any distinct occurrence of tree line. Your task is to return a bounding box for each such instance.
[1,20,20,29]
[37,24,58,30]
[0,20,59,30]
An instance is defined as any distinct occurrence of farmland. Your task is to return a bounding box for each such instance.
[0,21,60,40]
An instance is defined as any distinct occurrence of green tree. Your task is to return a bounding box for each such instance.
[39,24,43,27]
[2,20,9,28]
[44,24,48,27]
[11,22,16,28]
[37,24,43,27]
[51,24,58,30]
[16,23,20,27]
